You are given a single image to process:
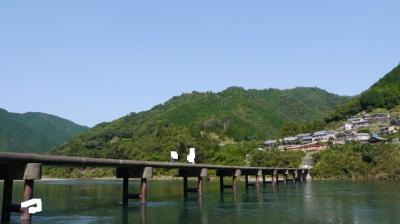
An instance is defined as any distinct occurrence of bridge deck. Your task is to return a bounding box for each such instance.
[0,152,302,171]
[0,152,310,223]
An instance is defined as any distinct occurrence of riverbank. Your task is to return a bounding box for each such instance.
[311,143,400,181]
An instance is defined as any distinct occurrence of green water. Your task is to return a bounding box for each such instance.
[1,180,400,223]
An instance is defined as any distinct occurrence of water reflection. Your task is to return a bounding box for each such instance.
[2,180,400,223]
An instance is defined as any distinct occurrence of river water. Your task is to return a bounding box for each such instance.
[1,180,400,223]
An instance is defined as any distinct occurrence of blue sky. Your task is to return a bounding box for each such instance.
[1,1,399,127]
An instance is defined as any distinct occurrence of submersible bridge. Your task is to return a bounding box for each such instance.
[0,152,309,223]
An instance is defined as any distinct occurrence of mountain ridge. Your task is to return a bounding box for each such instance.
[53,86,349,164]
[0,108,89,152]
[327,64,400,122]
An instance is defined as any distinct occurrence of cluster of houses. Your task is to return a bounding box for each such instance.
[342,113,392,131]
[262,112,400,153]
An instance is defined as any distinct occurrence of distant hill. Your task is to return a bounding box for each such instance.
[0,109,88,152]
[327,64,400,122]
[53,87,349,163]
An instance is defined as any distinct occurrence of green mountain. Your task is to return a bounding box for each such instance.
[0,108,88,152]
[327,64,400,122]
[53,87,349,163]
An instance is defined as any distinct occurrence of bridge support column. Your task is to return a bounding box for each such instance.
[232,175,237,191]
[256,174,260,187]
[1,179,13,223]
[297,170,304,183]
[263,174,267,186]
[294,170,302,183]
[21,180,34,223]
[219,176,224,193]
[243,170,262,190]
[274,170,278,185]
[291,172,296,183]
[197,176,203,196]
[262,174,266,186]
[216,169,241,193]
[178,168,207,198]
[260,170,275,186]
[0,163,42,224]
[122,177,129,206]
[284,170,289,185]
[245,175,249,190]
[117,167,153,205]
[302,170,309,182]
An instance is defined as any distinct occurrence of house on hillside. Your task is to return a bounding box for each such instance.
[296,133,314,144]
[313,130,336,142]
[362,113,372,122]
[354,133,371,143]
[370,113,390,123]
[282,136,299,145]
[263,140,277,149]
[301,136,314,144]
[391,119,400,127]
[287,142,326,153]
[380,126,398,135]
[337,131,370,143]
[369,133,387,143]
[343,123,354,131]
[335,131,351,142]
[348,117,369,125]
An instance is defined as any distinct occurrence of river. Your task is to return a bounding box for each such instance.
[1,180,400,223]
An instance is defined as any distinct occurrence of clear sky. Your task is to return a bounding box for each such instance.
[1,1,399,127]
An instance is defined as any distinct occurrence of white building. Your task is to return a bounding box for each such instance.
[354,133,371,142]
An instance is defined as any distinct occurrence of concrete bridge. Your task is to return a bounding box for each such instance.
[0,152,309,223]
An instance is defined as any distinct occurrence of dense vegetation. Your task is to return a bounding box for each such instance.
[0,108,88,152]
[44,142,303,178]
[280,119,326,137]
[52,87,348,165]
[327,64,400,123]
[312,143,400,180]
[251,150,305,168]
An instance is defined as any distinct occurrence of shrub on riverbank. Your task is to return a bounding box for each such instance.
[251,150,304,168]
[312,143,400,180]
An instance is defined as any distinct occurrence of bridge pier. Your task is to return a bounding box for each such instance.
[216,169,241,193]
[178,168,207,198]
[272,170,277,185]
[301,169,309,182]
[274,170,288,185]
[116,167,153,205]
[275,172,280,186]
[260,170,277,186]
[297,170,304,183]
[294,170,305,183]
[0,163,42,224]
[1,179,13,223]
[242,170,262,190]
[284,170,289,185]
[289,170,296,183]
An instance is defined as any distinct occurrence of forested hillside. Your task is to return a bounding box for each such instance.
[311,64,400,180]
[0,109,88,152]
[327,64,400,122]
[53,87,348,164]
